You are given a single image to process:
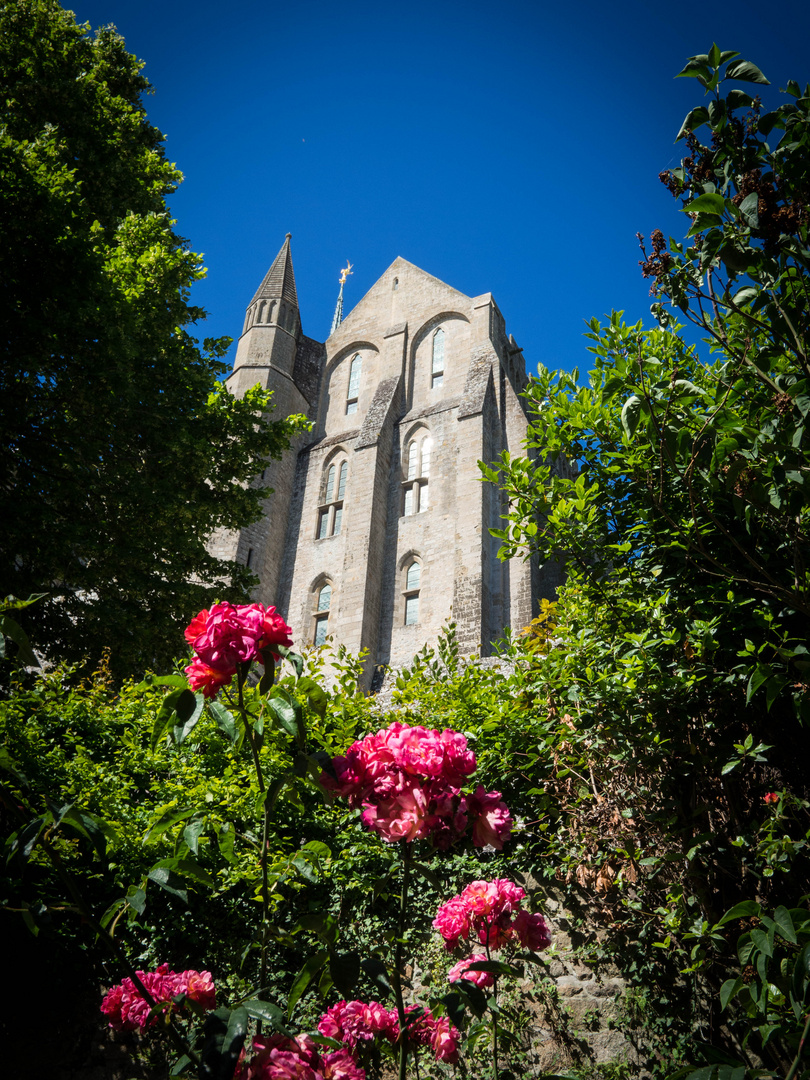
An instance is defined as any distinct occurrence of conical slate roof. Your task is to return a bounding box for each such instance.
[250,234,298,307]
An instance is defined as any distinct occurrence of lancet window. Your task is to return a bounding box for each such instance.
[317,458,348,539]
[313,582,332,645]
[346,354,362,414]
[404,561,421,625]
[431,328,445,388]
[402,434,433,516]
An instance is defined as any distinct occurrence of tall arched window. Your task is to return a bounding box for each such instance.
[314,583,331,645]
[346,354,362,414]
[317,458,348,538]
[431,328,445,389]
[404,561,420,625]
[402,435,433,516]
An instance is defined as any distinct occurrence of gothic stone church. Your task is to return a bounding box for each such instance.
[211,236,562,685]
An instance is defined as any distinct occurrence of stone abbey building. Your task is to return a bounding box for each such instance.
[211,236,562,684]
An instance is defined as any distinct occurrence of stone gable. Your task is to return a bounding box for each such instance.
[216,239,564,686]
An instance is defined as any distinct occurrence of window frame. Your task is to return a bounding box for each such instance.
[431,327,445,389]
[316,456,349,539]
[403,559,421,626]
[313,581,332,645]
[402,434,432,517]
[346,354,362,415]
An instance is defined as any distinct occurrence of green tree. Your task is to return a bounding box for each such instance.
[484,49,810,1068]
[487,45,810,739]
[0,0,306,676]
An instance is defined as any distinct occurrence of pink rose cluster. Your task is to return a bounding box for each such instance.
[319,721,512,849]
[100,964,216,1031]
[318,999,459,1065]
[236,1032,364,1080]
[434,879,551,954]
[447,953,495,989]
[184,601,293,698]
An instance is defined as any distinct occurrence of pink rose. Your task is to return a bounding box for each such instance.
[187,601,266,672]
[185,608,209,645]
[429,1016,460,1063]
[185,656,235,698]
[447,953,494,988]
[318,1000,397,1047]
[467,785,513,849]
[248,603,294,662]
[512,909,551,952]
[433,896,471,950]
[321,1050,366,1080]
[100,964,216,1031]
[181,969,217,1009]
[763,791,779,804]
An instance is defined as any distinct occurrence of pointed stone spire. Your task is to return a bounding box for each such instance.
[251,233,298,307]
[330,260,353,336]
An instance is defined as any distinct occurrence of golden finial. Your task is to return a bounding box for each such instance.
[339,261,354,287]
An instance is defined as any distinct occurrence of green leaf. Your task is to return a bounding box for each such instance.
[135,674,188,692]
[301,840,331,859]
[720,977,743,1010]
[173,690,204,745]
[243,998,289,1030]
[126,885,147,916]
[58,805,108,859]
[144,805,197,842]
[746,664,771,703]
[724,58,769,85]
[621,395,642,439]
[360,957,393,1000]
[208,701,238,744]
[297,676,328,718]
[718,901,761,926]
[738,192,759,228]
[751,927,773,957]
[150,711,171,755]
[258,653,276,695]
[0,614,38,667]
[267,694,299,740]
[287,950,328,1018]
[147,866,188,903]
[170,856,216,888]
[725,89,754,111]
[200,1006,248,1080]
[276,645,304,678]
[217,823,237,865]
[182,818,206,856]
[683,193,726,217]
[676,58,712,81]
[731,285,758,308]
[677,106,710,140]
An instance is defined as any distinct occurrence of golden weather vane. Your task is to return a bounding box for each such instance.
[331,261,354,335]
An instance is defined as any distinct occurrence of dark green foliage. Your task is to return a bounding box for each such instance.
[0,1,307,677]
[482,44,810,1078]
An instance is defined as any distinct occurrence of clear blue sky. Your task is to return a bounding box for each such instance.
[70,0,810,376]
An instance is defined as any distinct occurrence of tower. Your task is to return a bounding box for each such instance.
[220,239,565,685]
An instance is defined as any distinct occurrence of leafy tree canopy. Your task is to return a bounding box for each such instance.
[486,46,810,730]
[0,0,307,677]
